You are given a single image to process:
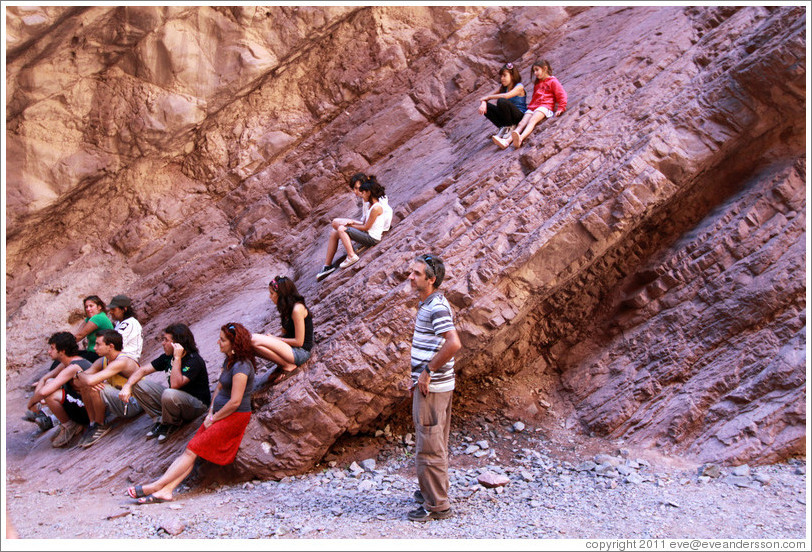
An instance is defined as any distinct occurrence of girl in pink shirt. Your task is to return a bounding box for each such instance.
[511,60,567,148]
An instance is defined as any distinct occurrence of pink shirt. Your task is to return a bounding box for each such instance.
[528,76,567,113]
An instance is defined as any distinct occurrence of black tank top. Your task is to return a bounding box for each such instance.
[282,304,314,351]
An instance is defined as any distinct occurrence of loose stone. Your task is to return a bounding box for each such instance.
[478,471,511,488]
[731,465,750,477]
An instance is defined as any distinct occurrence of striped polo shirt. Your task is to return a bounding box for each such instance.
[411,291,456,393]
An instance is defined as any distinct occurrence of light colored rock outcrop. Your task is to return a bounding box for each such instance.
[4,5,805,485]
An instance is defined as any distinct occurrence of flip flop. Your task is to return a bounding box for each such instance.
[136,494,172,505]
[126,485,145,499]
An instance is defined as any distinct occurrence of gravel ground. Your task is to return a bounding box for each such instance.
[5,417,808,544]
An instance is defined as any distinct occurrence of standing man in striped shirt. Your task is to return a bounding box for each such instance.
[407,253,462,522]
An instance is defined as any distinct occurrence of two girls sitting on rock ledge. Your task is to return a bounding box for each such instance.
[486,59,567,150]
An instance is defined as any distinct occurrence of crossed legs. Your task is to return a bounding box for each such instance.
[137,448,197,500]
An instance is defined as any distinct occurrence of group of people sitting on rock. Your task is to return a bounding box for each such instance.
[25,276,313,463]
[22,56,561,510]
[26,294,144,447]
[478,59,567,150]
[23,172,392,504]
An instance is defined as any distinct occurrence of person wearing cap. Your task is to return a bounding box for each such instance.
[108,294,143,362]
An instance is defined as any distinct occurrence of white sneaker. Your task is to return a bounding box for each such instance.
[339,254,359,269]
[492,135,510,149]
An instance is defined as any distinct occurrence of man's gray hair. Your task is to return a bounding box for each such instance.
[416,254,446,288]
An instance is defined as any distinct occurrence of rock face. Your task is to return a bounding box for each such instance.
[5,6,806,484]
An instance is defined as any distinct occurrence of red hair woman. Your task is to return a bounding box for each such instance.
[126,322,256,503]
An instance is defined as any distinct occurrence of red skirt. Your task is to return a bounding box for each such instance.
[187,411,251,465]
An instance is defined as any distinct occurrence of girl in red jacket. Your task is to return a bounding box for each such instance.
[511,60,567,148]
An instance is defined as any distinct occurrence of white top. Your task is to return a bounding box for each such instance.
[365,198,393,241]
[115,316,143,361]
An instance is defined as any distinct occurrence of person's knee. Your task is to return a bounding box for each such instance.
[43,392,59,407]
[161,388,182,405]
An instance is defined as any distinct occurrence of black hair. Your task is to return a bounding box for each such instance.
[360,175,386,201]
[163,323,199,355]
[269,276,307,326]
[97,329,123,351]
[416,254,446,289]
[48,332,79,356]
[349,172,368,190]
[118,305,136,320]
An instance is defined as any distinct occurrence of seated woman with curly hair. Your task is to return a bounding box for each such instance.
[126,322,256,504]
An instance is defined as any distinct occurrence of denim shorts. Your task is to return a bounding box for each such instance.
[292,347,311,366]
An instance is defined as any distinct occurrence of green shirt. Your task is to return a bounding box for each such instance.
[86,312,114,352]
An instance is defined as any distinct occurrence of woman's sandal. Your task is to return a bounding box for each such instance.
[274,365,301,384]
[136,494,172,505]
[126,485,145,499]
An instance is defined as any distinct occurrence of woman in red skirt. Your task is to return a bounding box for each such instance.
[126,322,256,504]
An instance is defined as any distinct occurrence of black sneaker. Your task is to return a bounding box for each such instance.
[80,423,111,448]
[413,489,425,503]
[316,265,337,281]
[145,422,163,440]
[156,424,178,443]
[407,506,453,522]
[78,423,96,447]
[34,411,54,432]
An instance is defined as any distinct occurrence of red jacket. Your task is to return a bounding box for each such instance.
[528,76,567,113]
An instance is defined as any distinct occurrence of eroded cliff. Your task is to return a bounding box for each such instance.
[4,5,806,485]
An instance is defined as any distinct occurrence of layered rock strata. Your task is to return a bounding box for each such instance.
[4,5,805,484]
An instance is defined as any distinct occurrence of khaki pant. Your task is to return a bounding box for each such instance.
[412,389,453,512]
[101,384,143,420]
[131,379,207,425]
